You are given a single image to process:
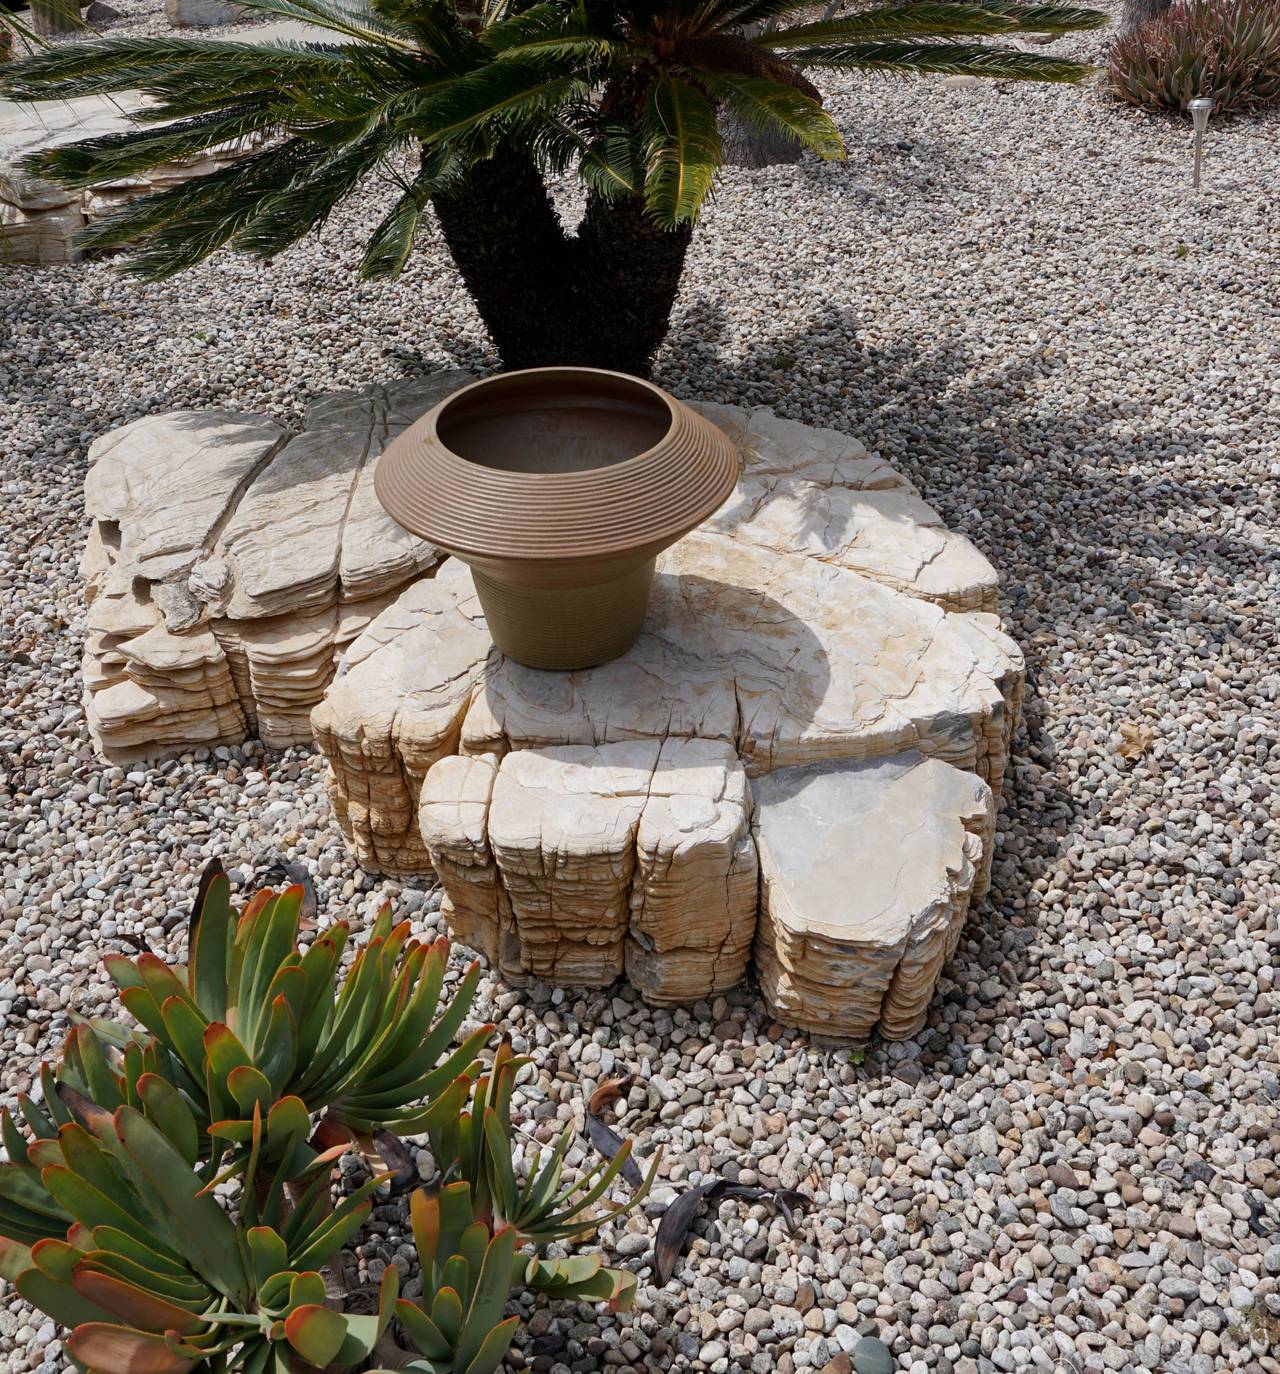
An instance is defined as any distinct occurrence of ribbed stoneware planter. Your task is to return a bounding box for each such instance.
[374,368,740,670]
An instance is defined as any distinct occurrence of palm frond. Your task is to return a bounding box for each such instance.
[696,70,844,158]
[277,45,453,141]
[227,0,419,48]
[399,58,590,145]
[641,73,721,227]
[531,107,643,194]
[77,139,328,273]
[727,0,823,27]
[370,0,489,71]
[786,38,1096,79]
[21,106,277,188]
[579,129,645,196]
[235,131,400,256]
[767,3,1110,46]
[360,145,461,276]
[0,38,345,105]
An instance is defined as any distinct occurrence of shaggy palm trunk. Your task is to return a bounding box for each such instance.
[429,144,692,378]
[30,0,79,35]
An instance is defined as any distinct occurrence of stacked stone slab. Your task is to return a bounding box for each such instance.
[311,399,1025,1038]
[80,374,472,761]
[418,739,758,1004]
[752,754,995,1040]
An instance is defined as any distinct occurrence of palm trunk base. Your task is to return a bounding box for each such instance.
[429,148,691,379]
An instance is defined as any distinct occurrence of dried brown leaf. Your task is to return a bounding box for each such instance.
[1114,722,1156,761]
[654,1178,809,1286]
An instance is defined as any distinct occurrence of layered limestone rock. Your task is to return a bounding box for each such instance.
[753,753,995,1041]
[417,739,757,1004]
[81,374,471,760]
[314,535,1020,877]
[697,403,999,614]
[311,398,1023,1029]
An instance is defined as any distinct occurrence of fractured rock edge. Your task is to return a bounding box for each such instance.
[418,738,758,1006]
[80,374,472,761]
[752,752,995,1042]
[314,535,1022,880]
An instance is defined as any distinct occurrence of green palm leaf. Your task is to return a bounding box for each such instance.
[641,73,721,227]
[229,0,418,48]
[1,38,347,105]
[27,106,277,190]
[75,138,328,271]
[786,38,1096,80]
[696,70,845,158]
[767,2,1110,44]
[399,57,590,145]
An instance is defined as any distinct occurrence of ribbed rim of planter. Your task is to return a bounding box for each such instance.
[374,367,740,565]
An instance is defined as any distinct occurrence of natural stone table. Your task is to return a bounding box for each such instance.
[80,373,471,759]
[311,401,1025,1041]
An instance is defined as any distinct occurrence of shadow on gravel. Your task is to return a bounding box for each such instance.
[657,301,1264,1074]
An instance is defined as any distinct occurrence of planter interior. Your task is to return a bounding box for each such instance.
[375,368,739,671]
[436,373,673,476]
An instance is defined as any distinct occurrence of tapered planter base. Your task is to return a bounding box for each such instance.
[472,560,655,671]
[374,368,740,672]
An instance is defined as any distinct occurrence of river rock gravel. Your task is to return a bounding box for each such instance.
[1,3,1277,1373]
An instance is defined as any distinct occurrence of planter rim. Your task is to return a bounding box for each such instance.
[374,367,740,566]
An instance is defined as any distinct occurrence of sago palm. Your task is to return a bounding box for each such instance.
[3,0,1108,375]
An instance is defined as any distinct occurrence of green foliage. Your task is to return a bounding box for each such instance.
[88,874,492,1152]
[0,0,1109,274]
[395,1184,522,1373]
[430,1036,659,1245]
[0,876,652,1373]
[0,1097,396,1374]
[1108,0,1280,111]
[394,1184,640,1373]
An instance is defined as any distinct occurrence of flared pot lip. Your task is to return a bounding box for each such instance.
[375,366,741,567]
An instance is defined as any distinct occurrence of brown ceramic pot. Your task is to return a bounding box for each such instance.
[374,368,740,670]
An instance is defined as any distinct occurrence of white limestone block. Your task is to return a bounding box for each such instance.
[753,752,994,1042]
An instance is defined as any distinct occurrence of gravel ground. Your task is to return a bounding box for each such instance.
[2,3,1279,1373]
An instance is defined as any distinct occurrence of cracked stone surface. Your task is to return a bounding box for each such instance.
[311,398,1023,1031]
[752,752,995,1041]
[418,739,758,1004]
[315,534,1020,880]
[79,374,471,760]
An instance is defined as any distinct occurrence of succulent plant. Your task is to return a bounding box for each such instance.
[86,871,492,1156]
[1109,0,1280,112]
[0,1094,396,1374]
[429,1036,659,1246]
[0,872,654,1374]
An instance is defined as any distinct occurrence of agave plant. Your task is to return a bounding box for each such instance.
[2,0,1109,376]
[1109,0,1280,111]
[0,1095,397,1374]
[430,1036,659,1245]
[83,868,491,1162]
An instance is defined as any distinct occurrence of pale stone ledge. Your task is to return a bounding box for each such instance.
[80,373,472,760]
[752,753,995,1042]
